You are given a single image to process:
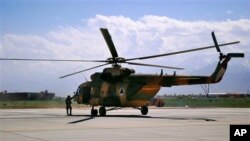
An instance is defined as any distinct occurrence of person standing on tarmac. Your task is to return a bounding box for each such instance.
[65,95,73,116]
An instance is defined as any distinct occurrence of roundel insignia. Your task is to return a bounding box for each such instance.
[119,88,124,96]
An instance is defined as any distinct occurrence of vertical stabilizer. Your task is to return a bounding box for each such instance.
[210,57,230,83]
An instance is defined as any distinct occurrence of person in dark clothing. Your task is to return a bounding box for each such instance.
[65,95,72,116]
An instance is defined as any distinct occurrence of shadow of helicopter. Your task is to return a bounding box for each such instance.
[67,114,216,124]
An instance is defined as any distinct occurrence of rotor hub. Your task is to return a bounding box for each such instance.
[107,57,126,64]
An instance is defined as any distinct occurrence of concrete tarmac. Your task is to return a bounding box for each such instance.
[1,108,250,141]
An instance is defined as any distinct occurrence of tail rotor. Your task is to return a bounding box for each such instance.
[212,31,226,60]
[211,31,244,60]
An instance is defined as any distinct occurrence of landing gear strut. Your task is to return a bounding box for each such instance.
[91,106,148,116]
[91,106,107,116]
[141,106,148,115]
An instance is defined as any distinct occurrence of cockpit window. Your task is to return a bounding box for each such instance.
[75,88,79,95]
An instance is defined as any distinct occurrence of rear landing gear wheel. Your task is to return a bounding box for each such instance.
[141,106,148,115]
[99,106,106,116]
[91,108,98,116]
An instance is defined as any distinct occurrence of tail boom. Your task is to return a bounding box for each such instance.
[160,53,243,87]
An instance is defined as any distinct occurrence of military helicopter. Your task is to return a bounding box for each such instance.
[0,28,244,116]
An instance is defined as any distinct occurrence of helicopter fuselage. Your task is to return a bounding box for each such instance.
[75,66,161,107]
[74,56,233,108]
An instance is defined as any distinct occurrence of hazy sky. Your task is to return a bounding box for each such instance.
[1,0,250,96]
[2,0,249,34]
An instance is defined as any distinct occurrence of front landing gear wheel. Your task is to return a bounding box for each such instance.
[91,109,98,116]
[141,106,148,115]
[99,106,106,116]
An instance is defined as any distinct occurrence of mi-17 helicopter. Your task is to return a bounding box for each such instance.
[0,28,244,116]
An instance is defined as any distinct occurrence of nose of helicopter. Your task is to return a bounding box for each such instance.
[74,81,92,104]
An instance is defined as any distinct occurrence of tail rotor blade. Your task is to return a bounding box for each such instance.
[211,31,221,53]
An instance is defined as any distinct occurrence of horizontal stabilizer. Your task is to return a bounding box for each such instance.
[227,53,244,58]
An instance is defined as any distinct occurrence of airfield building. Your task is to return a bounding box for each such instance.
[0,91,55,101]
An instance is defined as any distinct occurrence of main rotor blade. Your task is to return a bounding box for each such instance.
[0,58,107,62]
[125,41,240,61]
[127,62,184,70]
[100,28,119,59]
[59,63,110,78]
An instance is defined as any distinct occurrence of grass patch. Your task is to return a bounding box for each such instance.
[1,97,250,108]
[0,99,63,109]
[164,97,250,108]
[0,98,88,109]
